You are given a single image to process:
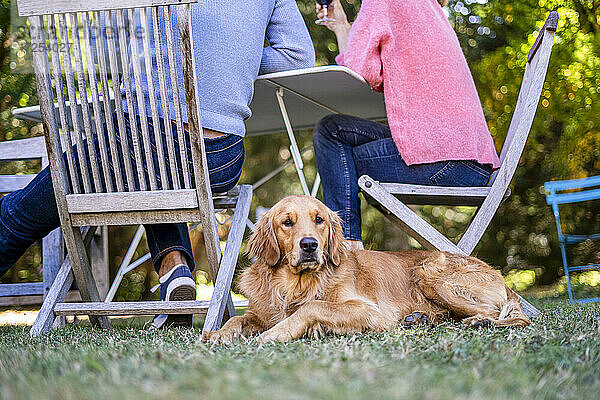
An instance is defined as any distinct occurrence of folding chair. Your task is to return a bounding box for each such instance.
[18,0,252,336]
[359,12,560,319]
[545,175,600,304]
[0,137,63,301]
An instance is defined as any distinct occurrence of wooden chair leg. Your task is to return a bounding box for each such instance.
[203,185,252,332]
[42,228,63,298]
[42,228,65,328]
[62,225,111,329]
[30,255,74,336]
[31,227,102,336]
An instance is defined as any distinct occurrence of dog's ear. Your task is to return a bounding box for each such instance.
[327,209,346,266]
[247,209,280,266]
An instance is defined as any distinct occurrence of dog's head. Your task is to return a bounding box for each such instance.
[247,195,346,273]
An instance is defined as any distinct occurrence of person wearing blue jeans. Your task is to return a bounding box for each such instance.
[314,0,499,251]
[313,114,492,249]
[0,0,315,328]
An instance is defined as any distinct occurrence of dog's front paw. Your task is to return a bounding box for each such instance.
[202,329,239,344]
[256,327,294,344]
[462,316,492,328]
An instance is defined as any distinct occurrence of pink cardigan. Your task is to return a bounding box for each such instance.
[336,0,500,169]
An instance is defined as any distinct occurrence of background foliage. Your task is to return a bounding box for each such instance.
[0,0,599,299]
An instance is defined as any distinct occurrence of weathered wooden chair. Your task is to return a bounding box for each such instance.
[359,12,559,318]
[18,0,252,336]
[0,137,63,302]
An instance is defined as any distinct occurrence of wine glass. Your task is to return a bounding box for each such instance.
[316,0,336,25]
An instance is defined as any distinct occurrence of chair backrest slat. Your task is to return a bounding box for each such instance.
[70,12,103,193]
[117,9,148,191]
[104,10,135,191]
[57,13,92,193]
[47,15,81,194]
[127,8,157,191]
[82,11,114,192]
[139,7,169,189]
[489,12,558,187]
[153,6,181,190]
[93,10,125,192]
[164,6,191,189]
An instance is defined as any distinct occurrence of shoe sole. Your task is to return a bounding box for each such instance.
[165,285,196,328]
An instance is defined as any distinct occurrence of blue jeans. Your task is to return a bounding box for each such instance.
[0,113,244,277]
[313,114,491,241]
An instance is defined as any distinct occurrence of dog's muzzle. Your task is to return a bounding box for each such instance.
[295,237,322,269]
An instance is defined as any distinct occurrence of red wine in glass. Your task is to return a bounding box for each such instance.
[316,0,335,25]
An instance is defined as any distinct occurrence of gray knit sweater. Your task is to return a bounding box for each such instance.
[116,0,315,136]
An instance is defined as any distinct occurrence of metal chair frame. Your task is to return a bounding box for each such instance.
[545,175,600,304]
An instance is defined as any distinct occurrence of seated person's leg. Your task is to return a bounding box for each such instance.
[313,114,394,248]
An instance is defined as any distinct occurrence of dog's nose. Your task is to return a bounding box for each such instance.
[299,237,318,253]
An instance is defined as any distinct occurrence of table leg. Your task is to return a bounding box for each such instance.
[275,88,311,196]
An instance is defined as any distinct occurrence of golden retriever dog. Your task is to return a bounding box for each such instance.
[203,196,530,344]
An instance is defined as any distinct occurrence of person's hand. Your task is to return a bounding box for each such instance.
[316,0,350,34]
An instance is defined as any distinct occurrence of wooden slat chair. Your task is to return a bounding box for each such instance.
[0,137,63,301]
[18,0,252,336]
[359,12,559,319]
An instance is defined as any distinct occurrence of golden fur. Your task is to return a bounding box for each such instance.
[203,196,529,343]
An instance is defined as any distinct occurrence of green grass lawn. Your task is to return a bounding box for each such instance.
[1,297,599,400]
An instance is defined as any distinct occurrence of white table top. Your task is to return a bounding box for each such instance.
[246,66,386,136]
[12,66,386,136]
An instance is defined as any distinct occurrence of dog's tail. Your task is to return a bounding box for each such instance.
[494,289,531,327]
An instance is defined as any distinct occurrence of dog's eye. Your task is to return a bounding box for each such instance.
[315,216,324,224]
[282,218,294,227]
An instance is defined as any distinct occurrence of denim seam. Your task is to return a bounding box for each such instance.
[429,161,454,185]
[209,151,244,174]
[354,153,401,162]
[334,139,354,239]
[211,168,244,190]
[206,138,243,153]
[147,226,194,271]
[0,211,18,238]
[328,119,382,142]
[458,160,489,178]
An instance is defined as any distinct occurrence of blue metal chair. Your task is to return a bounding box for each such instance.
[545,175,600,304]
